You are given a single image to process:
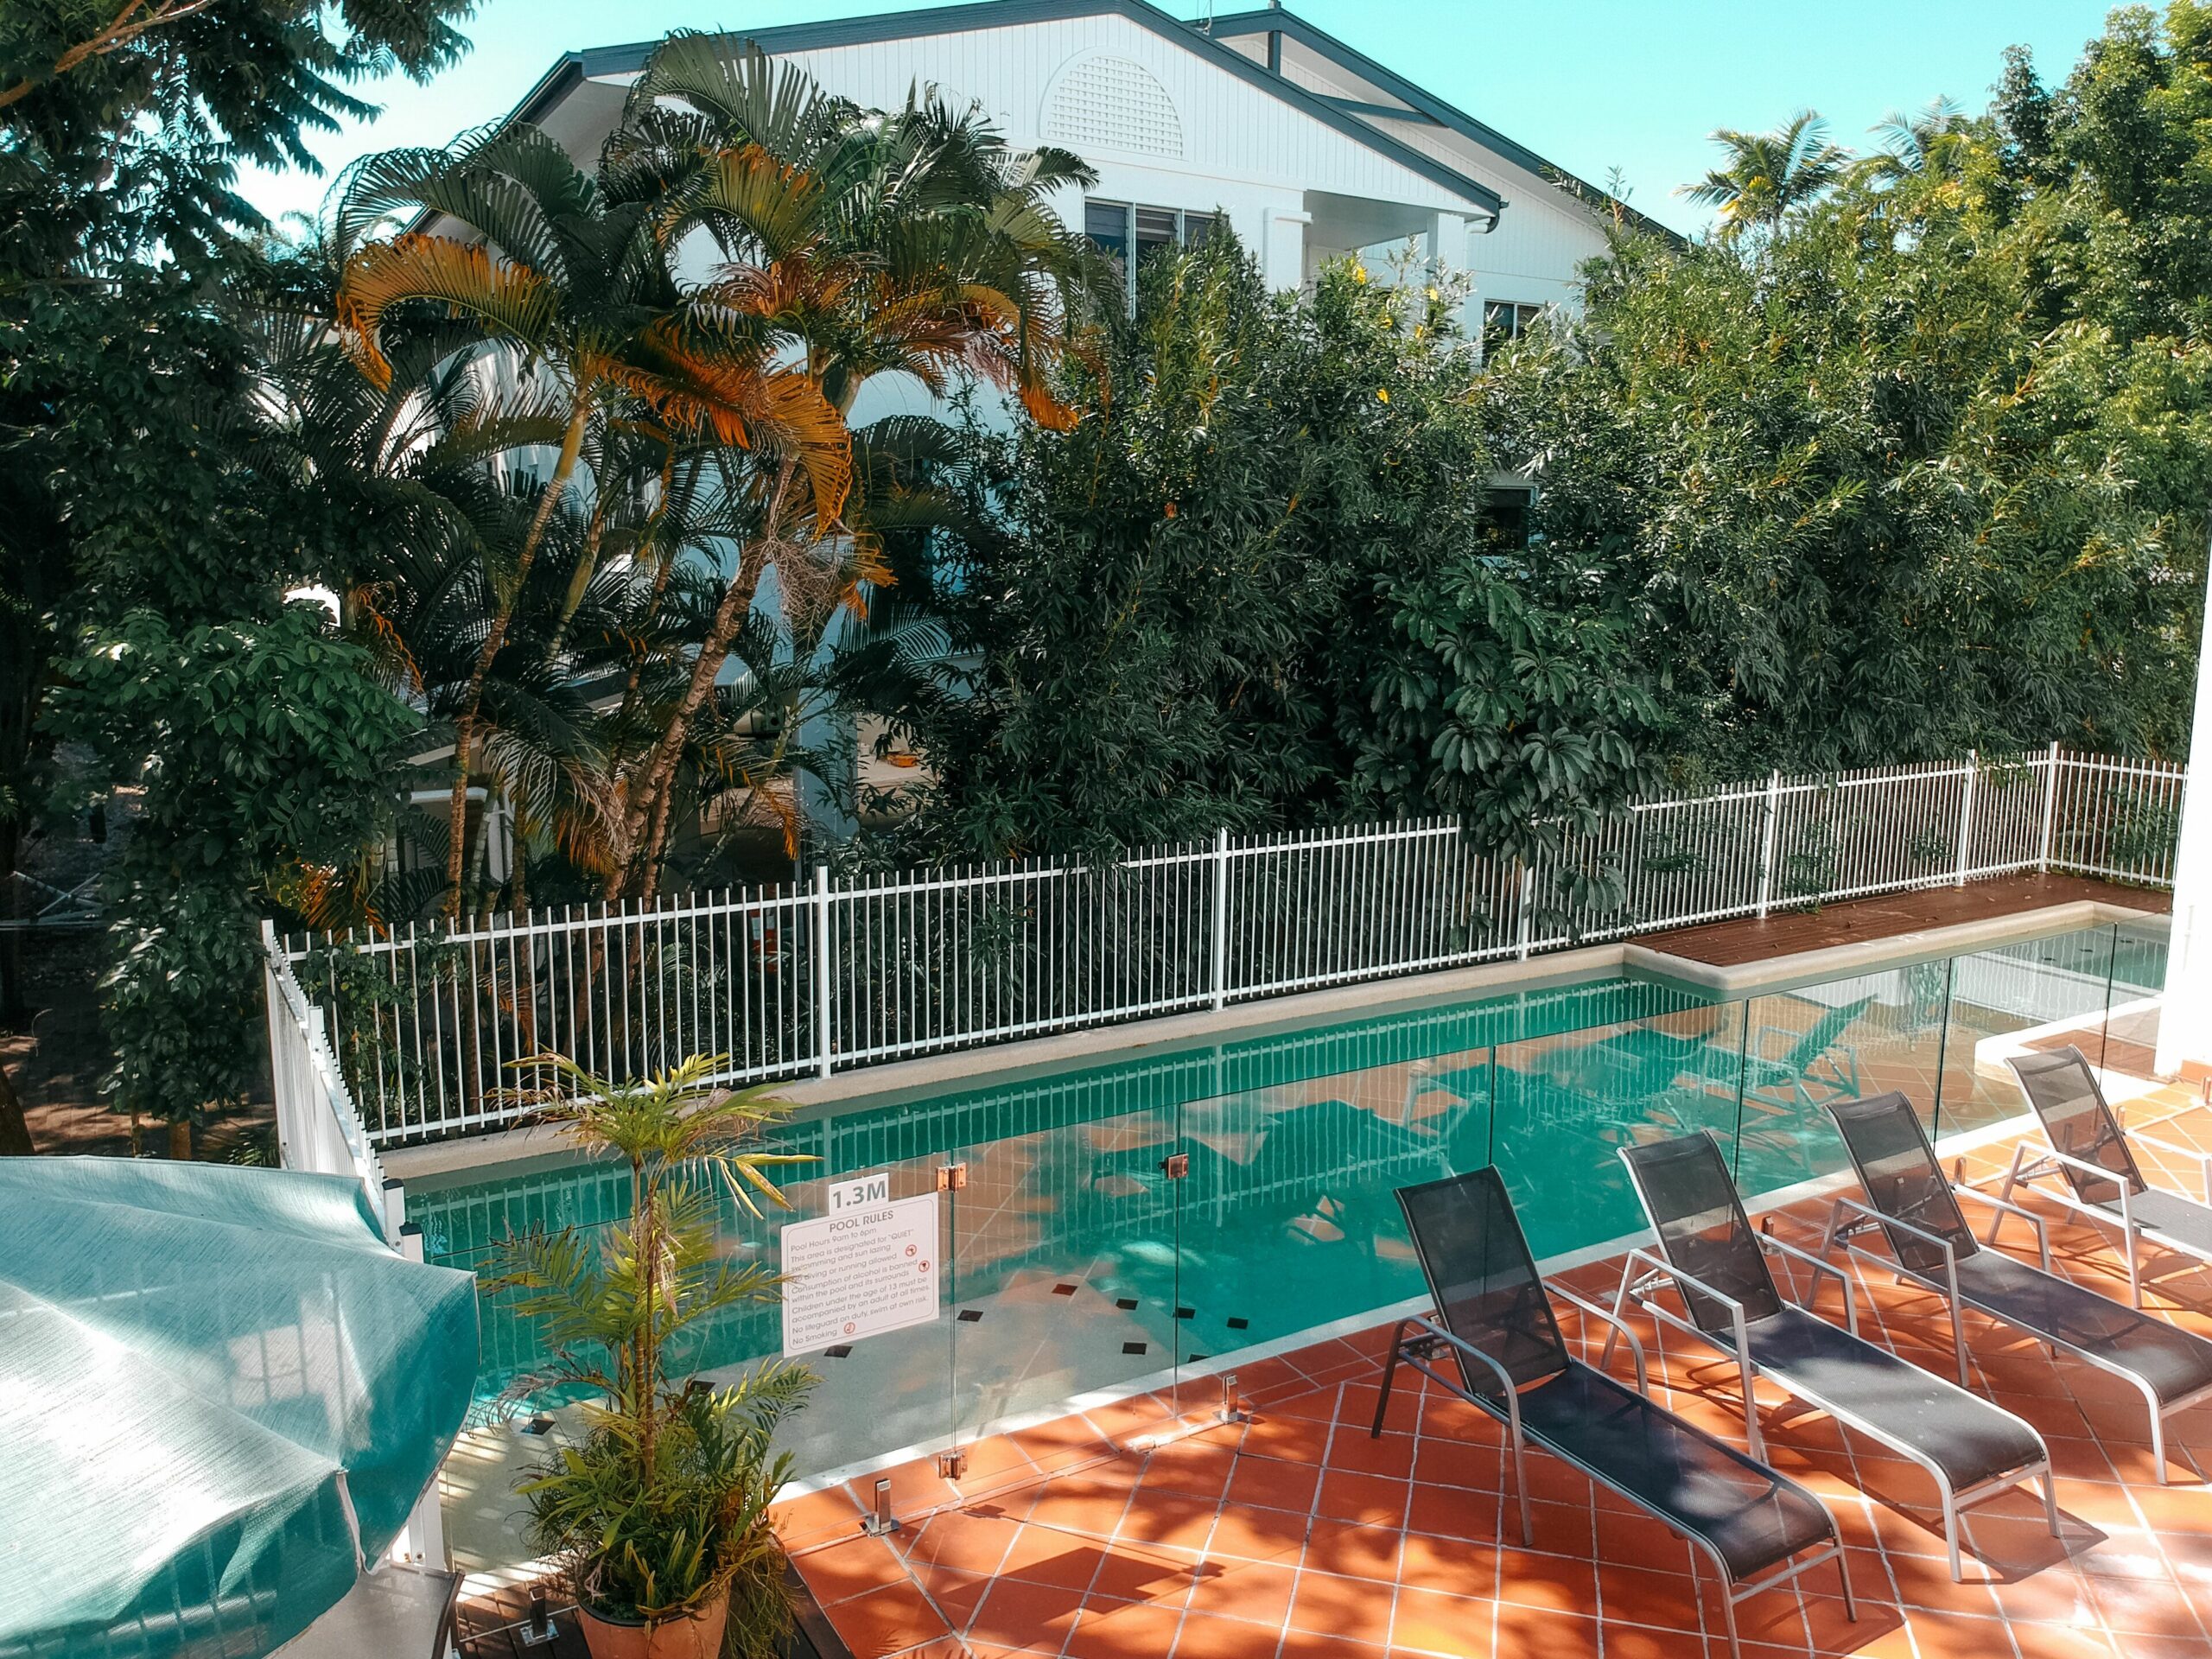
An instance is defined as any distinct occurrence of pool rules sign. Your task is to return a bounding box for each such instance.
[779,1173,940,1357]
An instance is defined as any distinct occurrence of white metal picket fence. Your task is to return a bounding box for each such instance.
[261,920,397,1235]
[273,745,2186,1147]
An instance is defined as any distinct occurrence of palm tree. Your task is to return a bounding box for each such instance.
[1680,110,1853,240]
[329,123,849,915]
[1865,97,1970,181]
[490,1052,815,1648]
[591,36,1110,899]
[257,298,620,921]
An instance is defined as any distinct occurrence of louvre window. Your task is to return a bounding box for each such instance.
[1084,199,1222,313]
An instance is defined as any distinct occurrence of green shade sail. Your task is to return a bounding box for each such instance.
[0,1158,479,1659]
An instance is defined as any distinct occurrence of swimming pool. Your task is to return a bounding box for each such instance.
[410,920,2165,1478]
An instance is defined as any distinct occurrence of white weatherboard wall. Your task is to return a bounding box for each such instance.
[587,12,1495,294]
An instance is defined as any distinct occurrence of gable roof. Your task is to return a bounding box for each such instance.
[1208,7,1680,245]
[505,0,1505,220]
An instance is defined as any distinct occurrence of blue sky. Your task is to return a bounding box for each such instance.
[238,0,2122,237]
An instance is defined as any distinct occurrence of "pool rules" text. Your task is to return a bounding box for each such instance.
[779,1184,941,1357]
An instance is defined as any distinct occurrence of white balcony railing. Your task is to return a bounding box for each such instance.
[276,745,2184,1147]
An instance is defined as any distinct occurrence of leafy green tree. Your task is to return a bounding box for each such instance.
[1491,47,2212,776]
[0,0,467,278]
[869,239,1335,858]
[1865,97,1972,181]
[49,608,417,1128]
[863,236,1665,861]
[0,0,471,1139]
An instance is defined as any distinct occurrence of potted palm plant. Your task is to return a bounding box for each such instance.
[491,1052,816,1659]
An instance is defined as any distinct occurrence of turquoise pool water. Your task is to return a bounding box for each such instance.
[410,921,2165,1474]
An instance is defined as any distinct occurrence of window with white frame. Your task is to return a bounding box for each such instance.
[1481,300,1546,360]
[1084,199,1221,313]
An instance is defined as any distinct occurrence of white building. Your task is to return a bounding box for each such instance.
[508,0,1656,346]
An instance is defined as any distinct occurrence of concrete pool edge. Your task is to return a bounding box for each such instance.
[385,899,2167,1185]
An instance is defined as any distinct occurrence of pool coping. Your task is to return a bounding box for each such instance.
[384,898,2166,1184]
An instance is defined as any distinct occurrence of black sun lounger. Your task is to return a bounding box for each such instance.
[1614,1132,2056,1579]
[1821,1090,2212,1484]
[2000,1046,2212,1309]
[1376,1166,1852,1659]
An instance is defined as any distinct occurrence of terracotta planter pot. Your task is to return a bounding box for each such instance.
[575,1590,730,1659]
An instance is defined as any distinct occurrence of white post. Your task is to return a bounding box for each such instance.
[1209,829,1230,1011]
[1426,208,1471,335]
[812,865,834,1080]
[1261,206,1312,293]
[2159,560,2212,1077]
[2037,741,2063,873]
[1954,750,1979,888]
[381,1179,407,1249]
[1515,862,1536,961]
[1755,771,1781,919]
[260,921,296,1171]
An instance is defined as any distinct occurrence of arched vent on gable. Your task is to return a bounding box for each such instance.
[1042,55,1183,158]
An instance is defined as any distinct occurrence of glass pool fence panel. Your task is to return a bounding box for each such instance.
[407,1123,957,1483]
[944,1087,1189,1468]
[1938,925,2123,1141]
[2102,919,2170,1086]
[1491,1002,1751,1262]
[1166,1044,1488,1374]
[411,1154,636,1421]
[1730,969,1947,1203]
[757,1138,963,1482]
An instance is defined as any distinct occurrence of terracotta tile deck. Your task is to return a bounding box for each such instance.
[775,1085,2212,1659]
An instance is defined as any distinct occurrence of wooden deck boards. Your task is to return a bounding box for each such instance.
[1642,872,2167,967]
